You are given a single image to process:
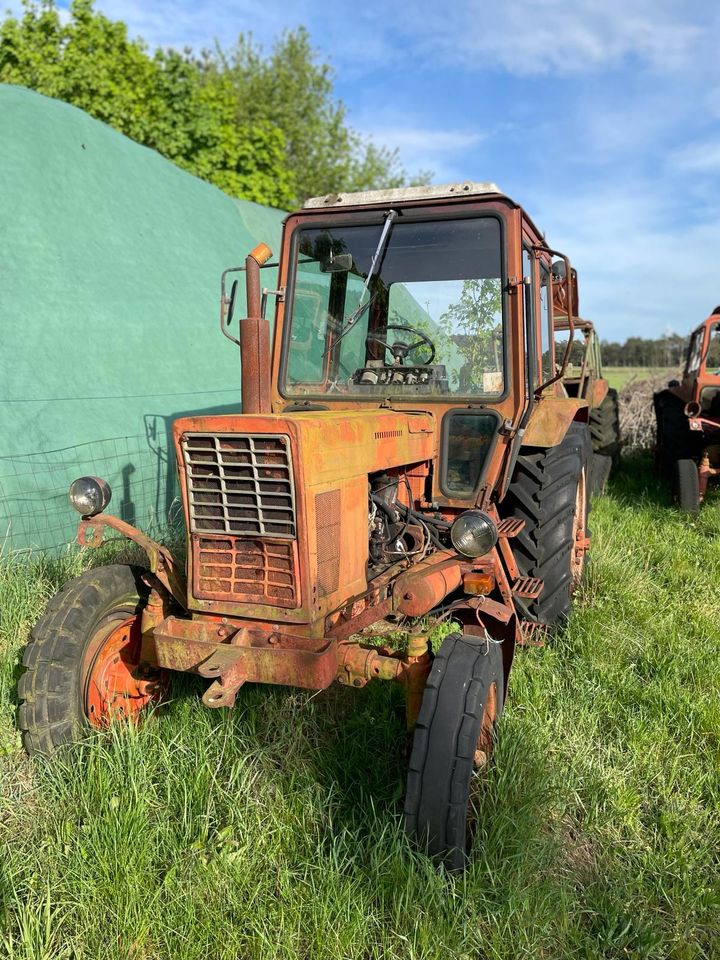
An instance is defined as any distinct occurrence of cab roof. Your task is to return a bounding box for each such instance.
[303,181,503,209]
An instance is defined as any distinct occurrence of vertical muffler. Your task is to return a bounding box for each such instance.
[240,243,273,415]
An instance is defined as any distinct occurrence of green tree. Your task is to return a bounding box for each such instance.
[0,1,424,208]
[213,29,420,202]
[0,0,294,206]
[440,279,503,391]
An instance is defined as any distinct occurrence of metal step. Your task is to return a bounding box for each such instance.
[512,576,543,599]
[497,517,525,538]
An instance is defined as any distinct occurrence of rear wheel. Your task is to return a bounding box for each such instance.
[18,564,168,756]
[589,453,613,497]
[501,421,592,628]
[674,459,700,514]
[654,391,697,477]
[404,632,504,872]
[590,387,621,458]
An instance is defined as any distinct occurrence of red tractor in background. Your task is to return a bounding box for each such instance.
[654,307,720,513]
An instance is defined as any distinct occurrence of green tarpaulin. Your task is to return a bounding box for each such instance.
[0,84,285,552]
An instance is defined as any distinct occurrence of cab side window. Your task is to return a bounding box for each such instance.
[522,248,536,391]
[707,324,720,372]
[539,263,553,382]
[686,331,703,377]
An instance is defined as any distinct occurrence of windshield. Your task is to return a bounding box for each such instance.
[282,216,504,398]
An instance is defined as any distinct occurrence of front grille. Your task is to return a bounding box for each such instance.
[182,433,295,539]
[194,537,298,606]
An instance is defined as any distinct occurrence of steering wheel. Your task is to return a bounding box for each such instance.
[367,324,436,366]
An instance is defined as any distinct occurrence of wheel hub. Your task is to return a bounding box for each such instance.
[83,616,166,727]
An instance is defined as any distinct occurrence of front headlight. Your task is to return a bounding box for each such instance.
[450,510,498,558]
[68,476,112,517]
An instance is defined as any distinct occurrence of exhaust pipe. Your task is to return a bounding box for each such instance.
[240,243,273,414]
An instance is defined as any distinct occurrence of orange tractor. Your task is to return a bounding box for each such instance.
[655,307,720,513]
[19,182,592,870]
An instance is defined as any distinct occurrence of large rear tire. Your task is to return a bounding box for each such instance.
[501,421,591,628]
[589,388,621,495]
[18,564,168,756]
[654,391,697,477]
[590,387,621,458]
[404,632,504,872]
[589,453,613,497]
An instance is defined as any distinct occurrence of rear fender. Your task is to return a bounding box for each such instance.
[522,397,589,448]
[591,377,609,408]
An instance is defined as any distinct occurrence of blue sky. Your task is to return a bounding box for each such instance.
[56,1,720,339]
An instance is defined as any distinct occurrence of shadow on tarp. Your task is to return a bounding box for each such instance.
[0,403,240,556]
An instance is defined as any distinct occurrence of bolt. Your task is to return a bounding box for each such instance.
[353,678,363,687]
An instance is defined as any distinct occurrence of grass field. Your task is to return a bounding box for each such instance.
[603,367,677,391]
[1,456,719,959]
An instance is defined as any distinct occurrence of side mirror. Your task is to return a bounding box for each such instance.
[321,252,353,273]
[551,259,567,279]
[226,279,239,325]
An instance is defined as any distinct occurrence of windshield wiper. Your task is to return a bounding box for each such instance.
[323,209,398,358]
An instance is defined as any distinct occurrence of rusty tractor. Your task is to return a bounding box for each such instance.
[554,316,621,494]
[654,306,720,513]
[19,182,592,870]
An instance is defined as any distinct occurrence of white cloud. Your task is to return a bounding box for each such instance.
[670,140,720,174]
[358,125,487,181]
[450,0,705,75]
[529,182,720,339]
[85,0,710,79]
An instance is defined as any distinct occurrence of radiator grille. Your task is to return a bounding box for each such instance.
[194,537,298,606]
[182,433,295,539]
[315,490,341,597]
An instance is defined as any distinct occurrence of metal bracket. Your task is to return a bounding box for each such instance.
[260,286,286,316]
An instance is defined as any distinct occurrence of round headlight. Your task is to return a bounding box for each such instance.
[68,476,112,517]
[450,510,498,558]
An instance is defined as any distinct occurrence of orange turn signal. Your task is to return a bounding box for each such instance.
[463,571,495,596]
[249,242,273,266]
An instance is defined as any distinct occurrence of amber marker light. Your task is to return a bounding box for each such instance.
[463,571,495,596]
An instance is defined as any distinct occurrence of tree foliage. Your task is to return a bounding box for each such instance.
[599,333,689,367]
[440,279,503,391]
[0,0,420,208]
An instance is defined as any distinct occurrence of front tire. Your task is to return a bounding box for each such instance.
[18,564,167,756]
[404,632,504,872]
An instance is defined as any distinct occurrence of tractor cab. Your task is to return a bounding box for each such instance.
[676,308,720,417]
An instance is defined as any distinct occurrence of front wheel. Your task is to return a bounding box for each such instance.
[18,564,168,756]
[404,632,504,872]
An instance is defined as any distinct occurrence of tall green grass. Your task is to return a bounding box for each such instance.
[1,456,718,959]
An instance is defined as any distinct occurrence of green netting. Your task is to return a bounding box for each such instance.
[0,84,286,553]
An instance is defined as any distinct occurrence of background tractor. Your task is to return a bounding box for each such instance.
[19,181,592,871]
[554,316,621,494]
[654,307,720,513]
